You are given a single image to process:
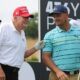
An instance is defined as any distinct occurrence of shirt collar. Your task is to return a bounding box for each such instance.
[56,25,74,32]
[10,21,18,32]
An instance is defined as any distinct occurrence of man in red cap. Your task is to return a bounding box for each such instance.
[0,6,44,80]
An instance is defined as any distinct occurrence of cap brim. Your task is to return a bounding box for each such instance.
[22,14,34,18]
[49,12,62,16]
[29,14,34,18]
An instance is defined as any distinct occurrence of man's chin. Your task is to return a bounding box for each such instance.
[56,23,61,26]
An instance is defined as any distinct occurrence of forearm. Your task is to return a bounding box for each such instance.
[0,65,1,68]
[24,40,44,58]
[0,65,5,79]
[43,56,70,80]
[42,54,60,73]
[24,47,37,58]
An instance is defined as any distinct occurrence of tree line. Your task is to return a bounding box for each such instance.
[24,13,38,39]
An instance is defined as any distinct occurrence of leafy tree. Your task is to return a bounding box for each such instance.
[24,13,38,39]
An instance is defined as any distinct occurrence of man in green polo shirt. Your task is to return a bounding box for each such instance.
[42,5,80,80]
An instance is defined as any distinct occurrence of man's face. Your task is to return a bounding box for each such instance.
[53,13,68,26]
[15,16,29,30]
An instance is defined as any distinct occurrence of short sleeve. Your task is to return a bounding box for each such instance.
[42,33,53,53]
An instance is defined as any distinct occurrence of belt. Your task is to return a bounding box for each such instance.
[63,70,79,75]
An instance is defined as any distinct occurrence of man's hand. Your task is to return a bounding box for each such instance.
[56,69,69,80]
[34,40,45,50]
[0,66,5,80]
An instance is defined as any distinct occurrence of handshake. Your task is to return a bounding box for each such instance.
[33,40,45,50]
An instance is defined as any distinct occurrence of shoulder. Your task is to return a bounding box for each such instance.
[44,28,57,39]
[0,22,12,36]
[0,22,10,30]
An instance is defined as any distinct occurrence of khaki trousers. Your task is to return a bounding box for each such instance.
[49,71,79,80]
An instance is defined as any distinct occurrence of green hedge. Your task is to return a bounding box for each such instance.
[24,13,38,39]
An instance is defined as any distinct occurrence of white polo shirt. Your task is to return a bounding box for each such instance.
[0,21,27,68]
[69,19,80,26]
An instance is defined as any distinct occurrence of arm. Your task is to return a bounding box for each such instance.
[24,47,37,58]
[0,66,5,80]
[42,52,60,73]
[24,40,44,58]
[42,52,69,80]
[0,24,6,80]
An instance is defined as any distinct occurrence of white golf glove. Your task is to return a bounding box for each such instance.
[34,40,45,50]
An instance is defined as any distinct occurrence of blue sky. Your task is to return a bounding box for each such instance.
[0,0,38,22]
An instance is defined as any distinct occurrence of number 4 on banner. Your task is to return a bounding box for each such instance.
[46,1,53,13]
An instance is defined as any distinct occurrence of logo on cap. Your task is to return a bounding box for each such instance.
[13,6,34,18]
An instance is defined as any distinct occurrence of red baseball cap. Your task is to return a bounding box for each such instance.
[13,6,34,18]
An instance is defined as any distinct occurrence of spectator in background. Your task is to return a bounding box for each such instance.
[69,19,80,26]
